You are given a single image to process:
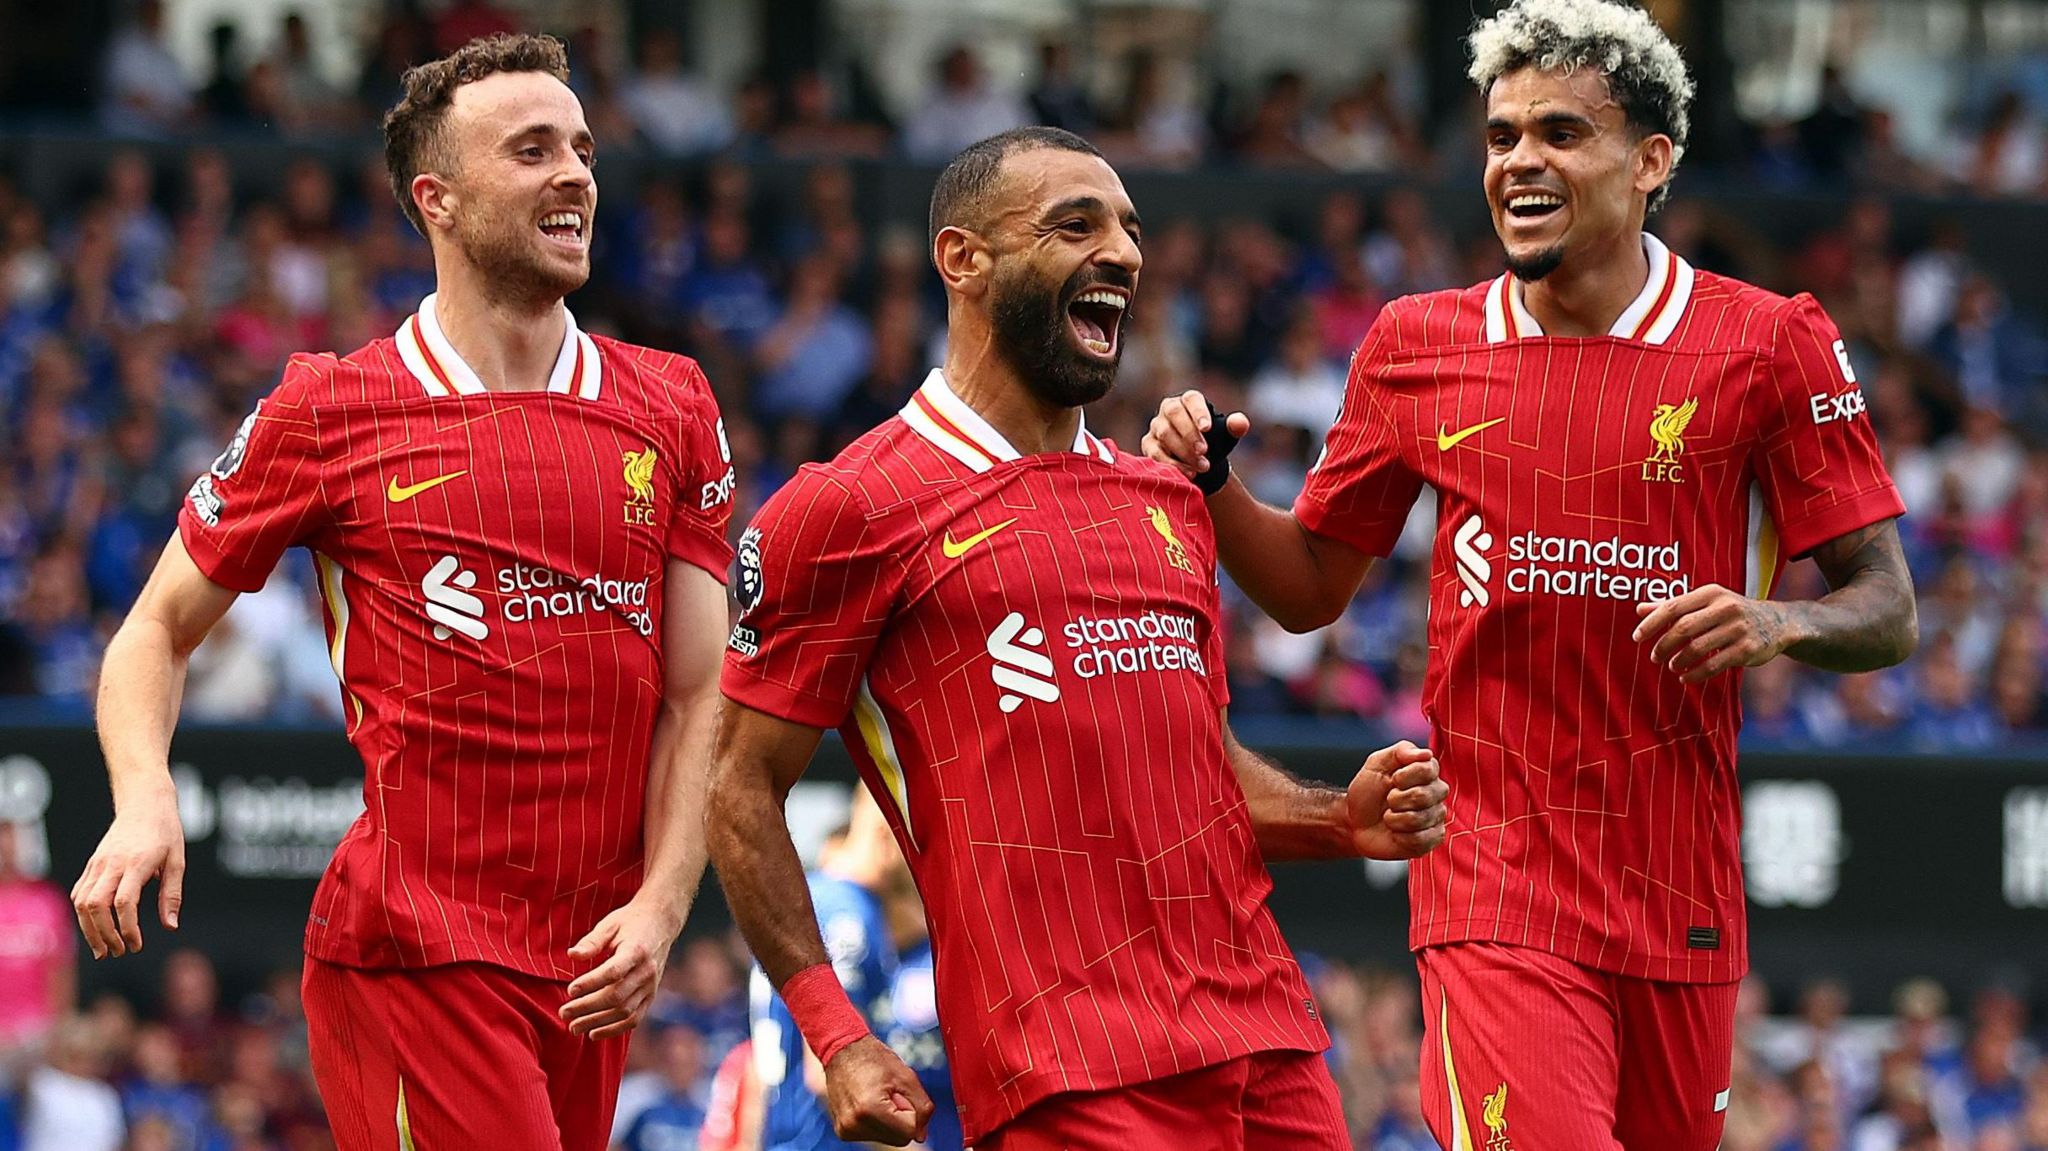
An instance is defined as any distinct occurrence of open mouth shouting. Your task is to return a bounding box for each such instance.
[1065,285,1129,360]
[538,209,588,250]
[1502,188,1565,230]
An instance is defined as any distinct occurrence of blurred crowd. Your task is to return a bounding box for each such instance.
[3,3,2048,744]
[4,923,2046,1150]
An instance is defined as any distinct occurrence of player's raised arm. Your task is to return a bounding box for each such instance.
[1221,718,1448,861]
[704,702,932,1146]
[1144,391,1376,632]
[74,535,238,959]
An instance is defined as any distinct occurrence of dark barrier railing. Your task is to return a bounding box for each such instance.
[10,724,2044,1013]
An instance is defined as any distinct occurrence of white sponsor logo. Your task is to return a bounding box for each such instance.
[1810,387,1868,426]
[1062,611,1206,680]
[2003,787,2048,908]
[988,612,1060,713]
[498,561,653,636]
[186,474,223,526]
[728,624,759,657]
[423,555,488,641]
[1743,780,1845,907]
[1506,530,1691,601]
[700,468,736,509]
[1453,516,1493,607]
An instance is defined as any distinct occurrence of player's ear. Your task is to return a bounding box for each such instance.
[1633,133,1674,200]
[932,225,991,299]
[413,172,457,233]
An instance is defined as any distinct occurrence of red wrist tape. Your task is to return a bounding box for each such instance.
[780,962,870,1067]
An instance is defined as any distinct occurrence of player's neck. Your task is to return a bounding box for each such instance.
[941,345,1083,456]
[430,268,568,393]
[1520,230,1650,338]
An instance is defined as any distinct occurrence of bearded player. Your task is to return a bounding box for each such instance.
[1145,3,1917,1149]
[706,127,1450,1150]
[72,34,735,1151]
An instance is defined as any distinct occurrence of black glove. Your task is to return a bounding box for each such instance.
[1193,402,1243,496]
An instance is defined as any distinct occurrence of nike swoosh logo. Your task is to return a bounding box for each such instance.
[386,470,469,502]
[1436,418,1505,451]
[942,518,1018,559]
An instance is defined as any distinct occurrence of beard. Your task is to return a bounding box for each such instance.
[1506,243,1566,282]
[454,202,588,306]
[987,260,1123,409]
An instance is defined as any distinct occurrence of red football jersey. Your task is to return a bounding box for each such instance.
[721,371,1326,1143]
[177,294,735,979]
[1296,235,1904,982]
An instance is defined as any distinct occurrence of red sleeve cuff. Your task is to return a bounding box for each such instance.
[720,659,851,730]
[1291,494,1404,559]
[669,527,734,585]
[1775,486,1906,560]
[177,512,271,594]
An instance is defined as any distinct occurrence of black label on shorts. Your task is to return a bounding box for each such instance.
[1687,926,1721,950]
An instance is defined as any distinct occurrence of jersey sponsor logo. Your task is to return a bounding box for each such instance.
[385,470,468,503]
[422,555,488,641]
[734,526,765,616]
[622,447,659,525]
[1145,507,1196,575]
[499,561,653,636]
[186,474,223,526]
[1482,1082,1513,1151]
[942,517,1017,559]
[1810,385,1868,426]
[1436,416,1505,452]
[987,612,1060,713]
[1064,611,1206,681]
[1504,529,1690,601]
[728,623,759,658]
[700,467,736,509]
[1452,516,1493,607]
[1641,396,1699,483]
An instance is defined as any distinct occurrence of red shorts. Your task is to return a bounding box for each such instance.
[1418,943,1737,1151]
[303,957,628,1151]
[979,1049,1346,1150]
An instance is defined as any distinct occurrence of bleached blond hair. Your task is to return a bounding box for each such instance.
[1468,0,1695,213]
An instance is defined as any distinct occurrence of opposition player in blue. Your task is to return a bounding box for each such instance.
[750,791,909,1150]
[618,1022,711,1151]
[883,937,960,1151]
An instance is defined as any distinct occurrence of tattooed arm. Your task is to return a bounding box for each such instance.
[1632,518,1918,683]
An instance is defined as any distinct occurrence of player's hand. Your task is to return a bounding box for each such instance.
[1345,741,1449,860]
[561,897,684,1040]
[73,785,185,959]
[823,1036,932,1146]
[1143,390,1251,483]
[1633,583,1798,684]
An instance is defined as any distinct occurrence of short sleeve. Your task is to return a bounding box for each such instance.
[665,360,737,580]
[176,358,330,593]
[720,466,907,730]
[1292,312,1425,557]
[1754,295,1906,558]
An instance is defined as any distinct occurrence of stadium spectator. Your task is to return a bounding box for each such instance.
[612,1023,708,1151]
[751,254,871,422]
[1025,40,1094,135]
[429,0,520,56]
[772,69,891,160]
[1305,74,1415,174]
[99,0,193,136]
[120,1024,213,1151]
[199,23,250,126]
[621,28,733,158]
[21,1017,123,1151]
[0,822,73,1057]
[1101,49,1207,170]
[901,46,1030,163]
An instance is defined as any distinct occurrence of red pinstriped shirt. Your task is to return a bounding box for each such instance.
[178,295,734,979]
[1297,235,1905,982]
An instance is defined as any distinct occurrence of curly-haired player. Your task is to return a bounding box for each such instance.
[1144,2,1917,1147]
